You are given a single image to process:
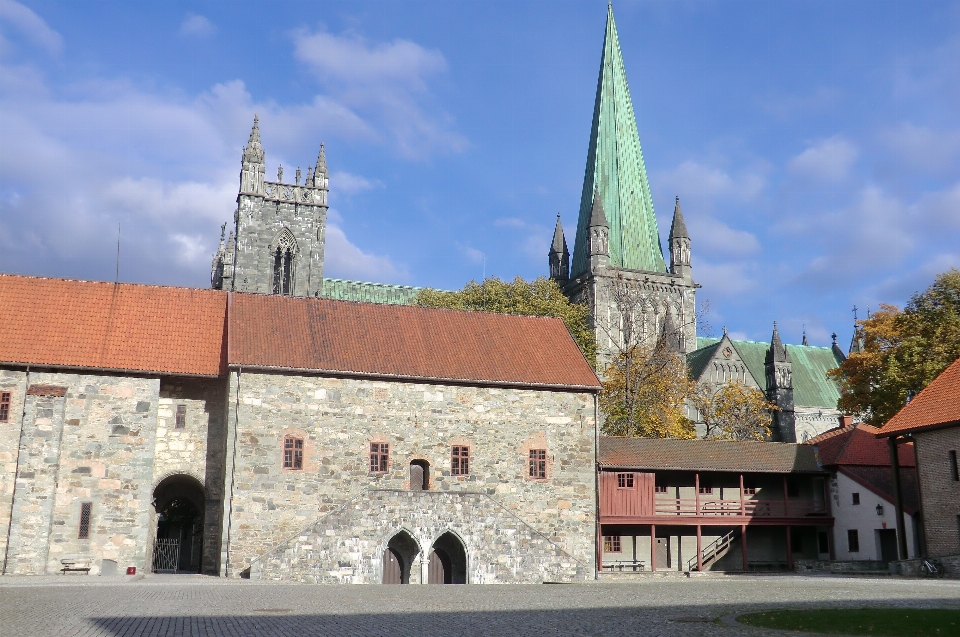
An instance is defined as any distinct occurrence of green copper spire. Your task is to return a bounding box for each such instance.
[571,3,666,277]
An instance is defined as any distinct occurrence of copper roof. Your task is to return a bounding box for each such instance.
[228,293,600,390]
[879,355,960,436]
[0,275,227,376]
[599,436,825,474]
[808,423,915,467]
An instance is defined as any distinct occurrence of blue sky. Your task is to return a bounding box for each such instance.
[1,0,958,349]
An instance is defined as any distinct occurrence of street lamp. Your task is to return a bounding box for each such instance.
[876,503,884,516]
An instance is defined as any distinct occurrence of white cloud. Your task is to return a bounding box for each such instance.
[0,0,63,56]
[330,170,383,195]
[179,13,217,38]
[323,223,408,283]
[292,29,467,159]
[879,123,960,174]
[690,216,760,260]
[693,260,758,296]
[455,242,484,266]
[657,160,765,206]
[788,136,858,182]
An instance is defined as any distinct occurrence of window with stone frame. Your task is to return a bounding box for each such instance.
[175,405,186,429]
[603,536,621,553]
[370,442,389,473]
[283,436,304,470]
[451,445,470,476]
[78,502,92,539]
[617,473,634,488]
[0,392,10,422]
[529,449,547,479]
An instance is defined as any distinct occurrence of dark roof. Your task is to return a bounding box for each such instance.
[599,436,825,473]
[879,355,960,436]
[229,293,601,390]
[0,274,227,376]
[839,466,920,515]
[807,423,915,467]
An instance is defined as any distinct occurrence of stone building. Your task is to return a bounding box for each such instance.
[878,355,960,567]
[0,273,600,582]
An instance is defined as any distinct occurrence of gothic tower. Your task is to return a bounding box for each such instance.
[765,322,797,442]
[548,214,570,284]
[212,115,328,297]
[551,4,697,367]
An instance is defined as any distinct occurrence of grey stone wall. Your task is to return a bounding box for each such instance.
[914,427,960,557]
[220,371,597,581]
[0,369,28,566]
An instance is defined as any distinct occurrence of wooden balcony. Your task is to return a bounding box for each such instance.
[653,497,827,518]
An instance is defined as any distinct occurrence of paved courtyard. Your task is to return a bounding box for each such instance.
[1,574,958,637]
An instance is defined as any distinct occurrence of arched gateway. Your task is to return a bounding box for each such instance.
[152,474,205,573]
[428,532,467,584]
[382,530,420,584]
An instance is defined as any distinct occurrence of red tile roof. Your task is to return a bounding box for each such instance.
[839,466,920,515]
[599,437,824,473]
[228,293,600,390]
[0,275,227,376]
[879,355,960,436]
[808,423,915,467]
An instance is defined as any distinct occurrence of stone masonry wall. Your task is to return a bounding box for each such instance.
[914,427,960,557]
[2,370,160,575]
[220,371,597,580]
[0,369,28,567]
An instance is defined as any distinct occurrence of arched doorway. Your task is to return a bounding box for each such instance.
[152,475,204,573]
[382,530,420,584]
[428,532,467,584]
[410,460,429,490]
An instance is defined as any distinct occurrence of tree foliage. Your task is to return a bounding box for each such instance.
[414,276,597,368]
[599,342,696,439]
[690,380,777,441]
[829,269,960,426]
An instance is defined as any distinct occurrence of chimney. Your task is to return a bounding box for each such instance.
[838,415,854,428]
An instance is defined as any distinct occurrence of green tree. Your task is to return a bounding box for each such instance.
[414,276,597,368]
[690,380,777,441]
[829,269,960,425]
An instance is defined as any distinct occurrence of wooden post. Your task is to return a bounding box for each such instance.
[650,524,656,572]
[696,525,702,572]
[785,526,793,571]
[828,526,836,561]
[782,476,790,517]
[695,472,700,515]
[739,473,746,517]
[741,524,748,571]
[888,436,909,560]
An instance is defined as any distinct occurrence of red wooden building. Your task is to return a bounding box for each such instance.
[598,437,833,572]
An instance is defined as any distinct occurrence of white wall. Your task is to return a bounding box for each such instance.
[830,472,918,560]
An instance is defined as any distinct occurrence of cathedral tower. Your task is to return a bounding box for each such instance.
[765,322,797,442]
[552,4,697,366]
[212,115,328,297]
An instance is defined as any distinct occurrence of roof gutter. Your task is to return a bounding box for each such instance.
[0,361,222,379]
[598,464,828,474]
[875,419,960,438]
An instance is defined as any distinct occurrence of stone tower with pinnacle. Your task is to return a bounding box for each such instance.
[765,322,797,442]
[549,4,697,367]
[212,115,329,296]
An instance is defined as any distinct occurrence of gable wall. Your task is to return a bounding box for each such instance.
[914,426,960,557]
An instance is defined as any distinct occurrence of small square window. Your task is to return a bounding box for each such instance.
[283,437,303,470]
[603,535,621,553]
[654,484,668,493]
[451,446,470,476]
[847,529,859,552]
[743,484,757,495]
[852,492,860,505]
[370,442,389,473]
[175,405,186,429]
[529,449,547,479]
[78,502,92,539]
[949,450,959,481]
[617,473,634,488]
[699,485,713,495]
[0,392,10,422]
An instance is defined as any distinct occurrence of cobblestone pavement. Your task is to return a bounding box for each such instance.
[2,574,958,637]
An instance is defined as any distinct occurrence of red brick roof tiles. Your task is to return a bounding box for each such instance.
[879,355,960,436]
[228,293,600,390]
[808,423,915,467]
[0,275,227,376]
[599,436,824,473]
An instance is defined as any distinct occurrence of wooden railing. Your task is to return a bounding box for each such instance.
[654,498,826,517]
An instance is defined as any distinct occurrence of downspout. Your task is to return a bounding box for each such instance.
[888,436,909,560]
[2,366,28,574]
[224,365,240,577]
[594,392,600,579]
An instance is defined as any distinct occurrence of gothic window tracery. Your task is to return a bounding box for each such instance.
[271,229,298,295]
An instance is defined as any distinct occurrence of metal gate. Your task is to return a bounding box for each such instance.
[153,538,180,573]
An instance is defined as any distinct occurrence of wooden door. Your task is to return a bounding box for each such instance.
[383,548,403,584]
[410,463,424,491]
[655,537,670,570]
[428,549,450,584]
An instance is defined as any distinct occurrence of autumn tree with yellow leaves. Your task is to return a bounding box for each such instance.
[690,380,777,441]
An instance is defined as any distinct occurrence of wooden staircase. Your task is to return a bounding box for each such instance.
[687,529,738,572]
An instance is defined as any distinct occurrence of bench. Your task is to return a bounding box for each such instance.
[60,559,91,574]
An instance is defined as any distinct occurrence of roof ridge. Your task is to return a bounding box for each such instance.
[0,272,224,294]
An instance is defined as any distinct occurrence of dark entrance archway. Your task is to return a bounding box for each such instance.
[152,474,205,573]
[409,460,429,490]
[382,530,420,584]
[428,532,467,584]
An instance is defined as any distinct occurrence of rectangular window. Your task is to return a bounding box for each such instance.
[852,492,860,505]
[529,449,547,479]
[818,531,829,554]
[699,485,713,494]
[451,446,470,476]
[847,529,859,552]
[283,437,303,470]
[175,404,186,429]
[78,502,92,539]
[0,392,10,422]
[949,450,959,481]
[370,442,389,473]
[654,484,668,493]
[617,473,634,488]
[786,480,800,497]
[603,535,621,553]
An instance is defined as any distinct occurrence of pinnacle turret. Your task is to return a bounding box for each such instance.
[243,114,264,164]
[316,143,327,177]
[548,214,570,283]
[669,196,689,240]
[588,187,608,229]
[766,321,790,363]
